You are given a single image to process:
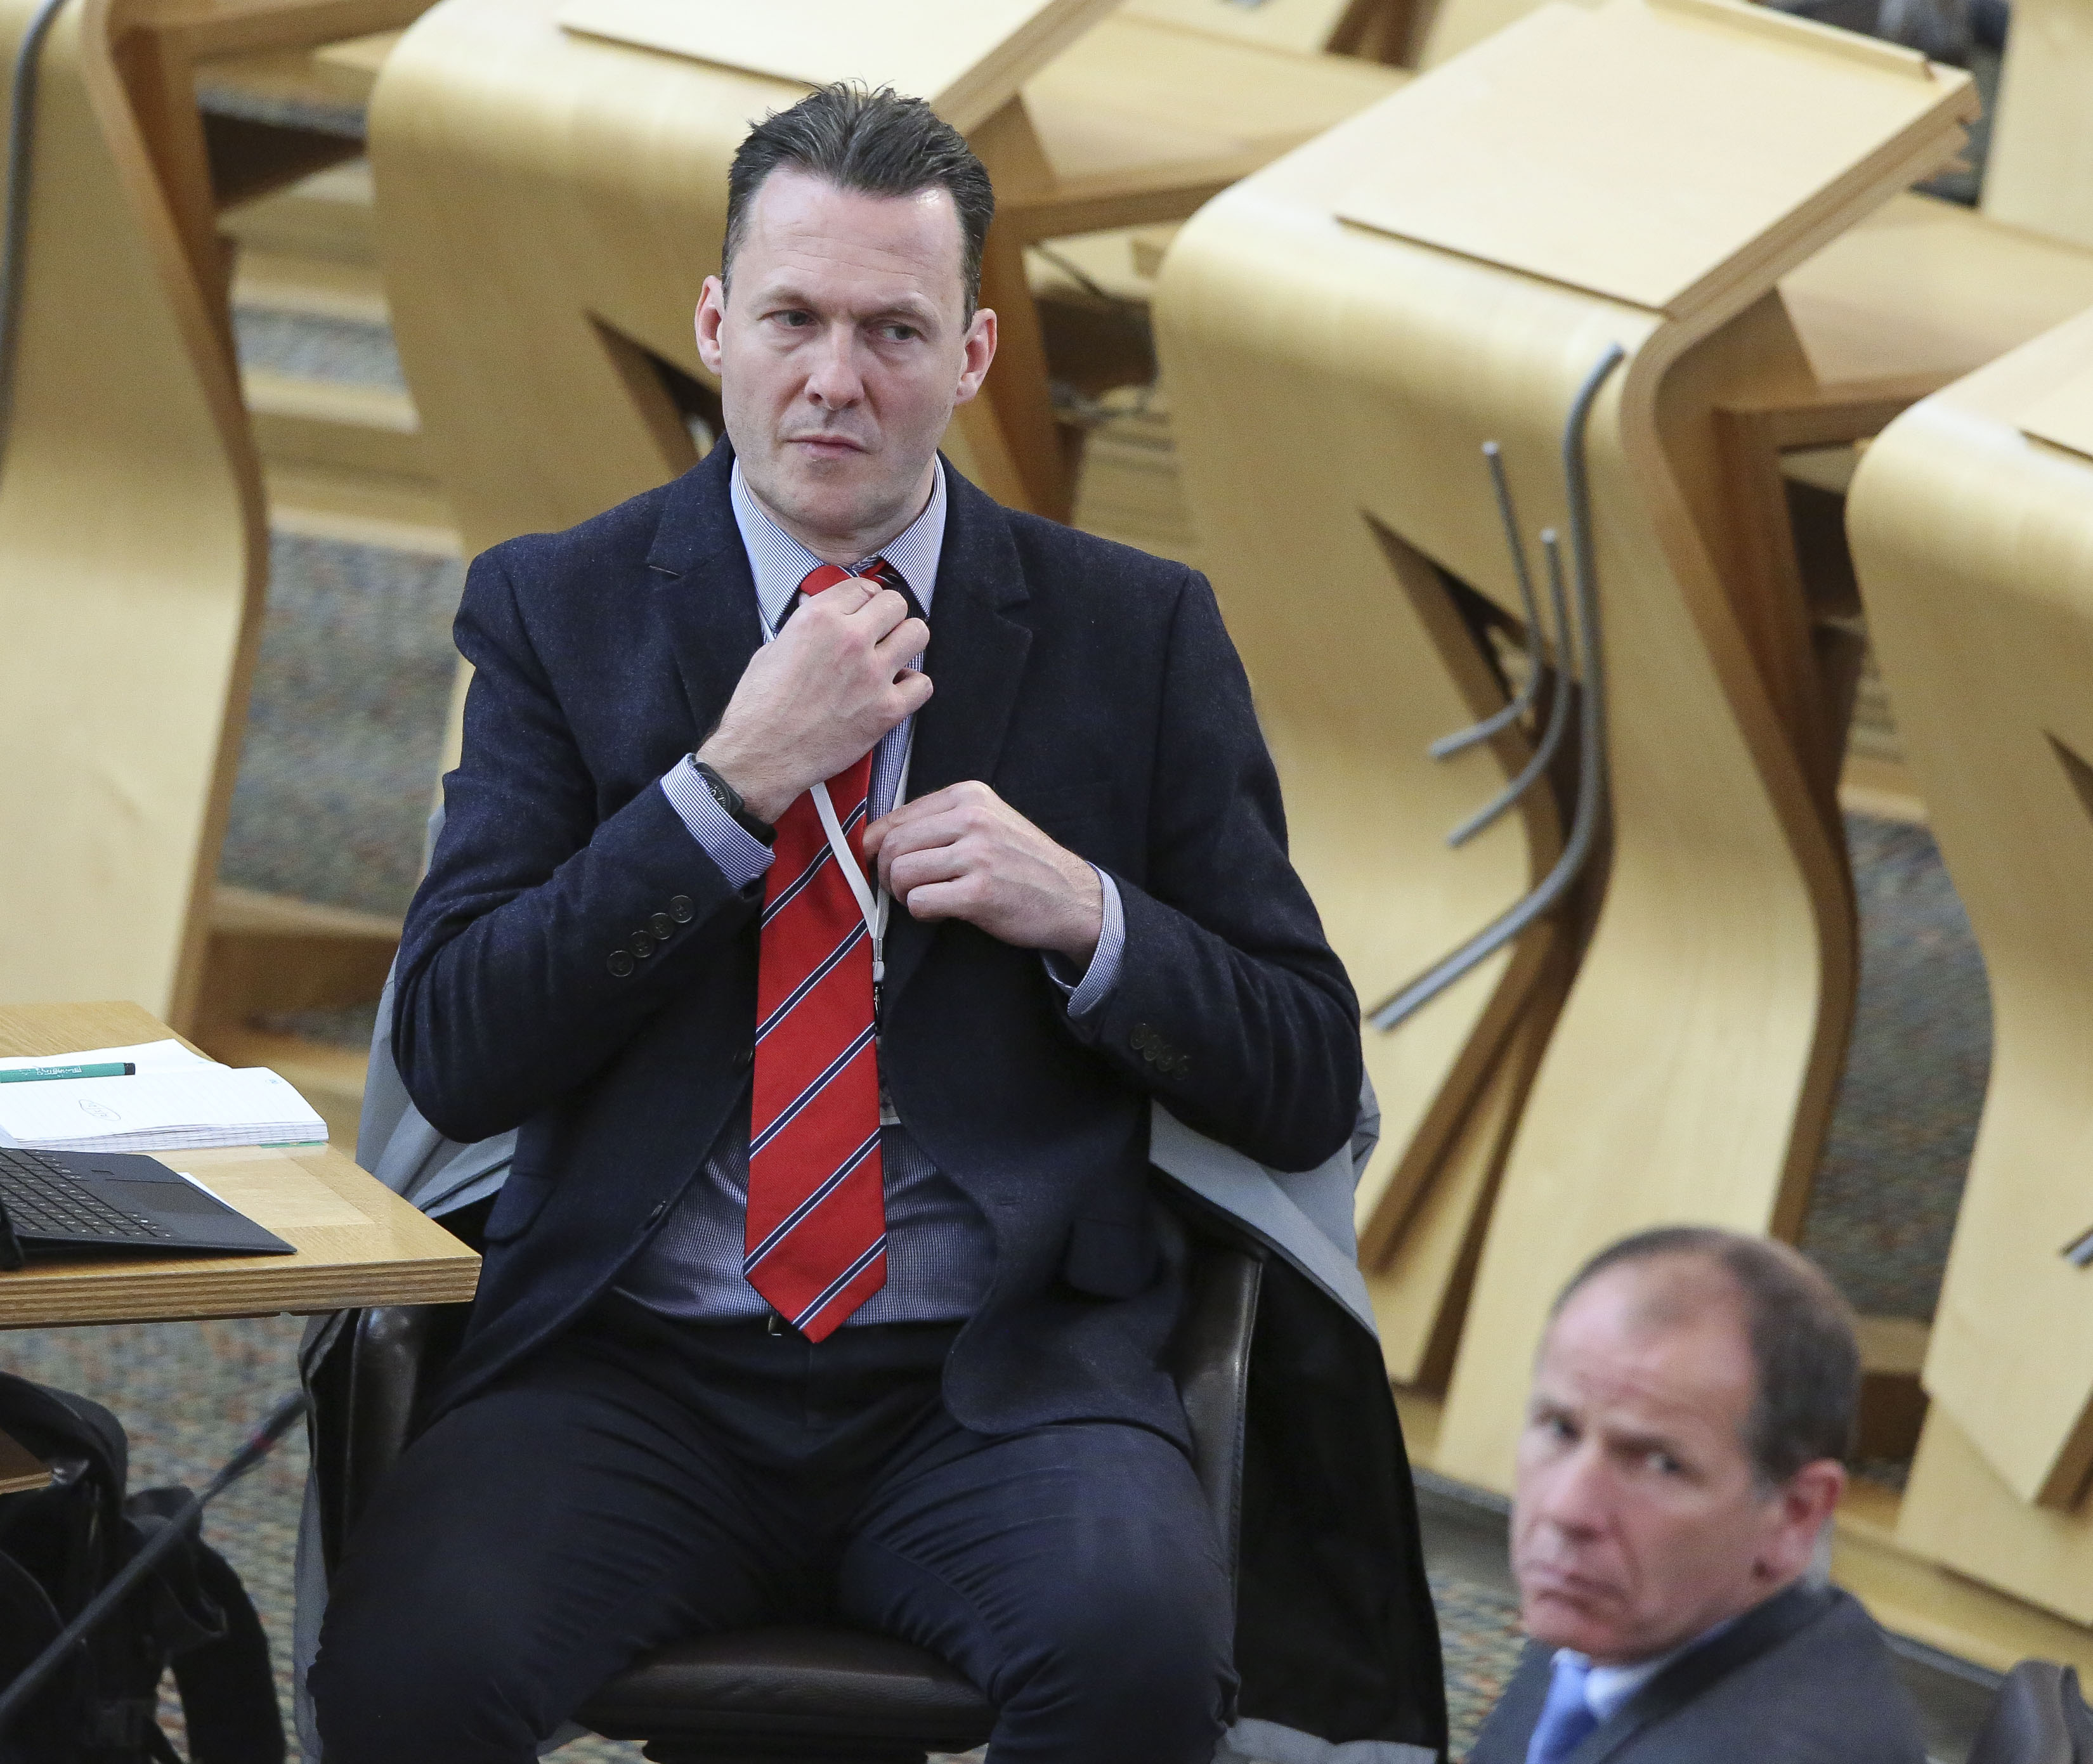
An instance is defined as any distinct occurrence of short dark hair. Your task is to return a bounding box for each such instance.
[722,84,996,316]
[1553,1226,1860,1488]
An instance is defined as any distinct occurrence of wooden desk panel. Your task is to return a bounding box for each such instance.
[0,1002,477,1328]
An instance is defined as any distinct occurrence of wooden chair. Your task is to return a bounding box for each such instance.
[1846,305,2093,1624]
[308,1236,1263,1763]
[1772,0,2093,474]
[0,0,264,1029]
[0,0,428,1035]
[1152,0,1972,1481]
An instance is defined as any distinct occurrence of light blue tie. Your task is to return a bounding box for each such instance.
[1526,1653,1599,1764]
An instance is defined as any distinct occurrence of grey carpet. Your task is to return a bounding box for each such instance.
[1802,815,1992,1321]
[216,531,462,919]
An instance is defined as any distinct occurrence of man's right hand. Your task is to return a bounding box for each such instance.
[695,577,931,825]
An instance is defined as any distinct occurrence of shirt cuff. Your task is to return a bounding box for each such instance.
[661,758,773,888]
[1044,867,1125,1018]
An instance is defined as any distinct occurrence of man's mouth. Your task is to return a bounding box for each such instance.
[1515,1560,1615,1607]
[785,434,868,457]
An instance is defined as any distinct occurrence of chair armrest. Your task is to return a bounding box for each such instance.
[1166,1242,1263,1586]
[310,1302,469,1571]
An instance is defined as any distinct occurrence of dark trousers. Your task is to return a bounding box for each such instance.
[310,1294,1237,1763]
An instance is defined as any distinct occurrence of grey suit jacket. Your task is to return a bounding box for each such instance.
[1466,1583,1926,1764]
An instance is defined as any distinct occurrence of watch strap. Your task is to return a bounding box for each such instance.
[692,760,776,846]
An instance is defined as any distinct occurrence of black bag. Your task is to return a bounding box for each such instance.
[0,1373,284,1764]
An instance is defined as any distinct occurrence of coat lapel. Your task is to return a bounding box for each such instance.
[879,460,1034,1009]
[1572,1583,1830,1762]
[645,440,764,743]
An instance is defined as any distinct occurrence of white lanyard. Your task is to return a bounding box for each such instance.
[758,585,916,991]
[810,745,911,989]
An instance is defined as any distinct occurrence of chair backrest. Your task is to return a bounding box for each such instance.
[1163,1241,1263,1587]
[1967,1662,2093,1764]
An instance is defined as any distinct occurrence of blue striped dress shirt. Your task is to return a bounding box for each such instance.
[619,458,1126,1324]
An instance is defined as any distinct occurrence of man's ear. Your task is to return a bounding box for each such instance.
[695,275,728,375]
[952,306,998,406]
[1755,1458,1845,1585]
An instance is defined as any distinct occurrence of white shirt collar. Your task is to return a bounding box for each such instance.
[1557,1612,1741,1725]
[728,454,946,634]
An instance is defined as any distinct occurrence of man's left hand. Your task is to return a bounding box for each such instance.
[864,782,1102,963]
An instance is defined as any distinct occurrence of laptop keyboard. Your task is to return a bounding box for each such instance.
[0,1147,172,1242]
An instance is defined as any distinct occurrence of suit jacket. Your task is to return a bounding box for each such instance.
[1467,1583,1927,1763]
[391,440,1364,1444]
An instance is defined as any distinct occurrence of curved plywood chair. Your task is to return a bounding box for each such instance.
[1848,306,2093,1621]
[1155,0,1972,1474]
[0,0,266,1027]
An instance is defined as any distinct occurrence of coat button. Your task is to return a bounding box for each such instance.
[1130,1023,1154,1053]
[630,930,656,959]
[608,949,636,978]
[668,895,694,924]
[649,911,675,938]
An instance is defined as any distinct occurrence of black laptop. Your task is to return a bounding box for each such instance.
[0,1145,294,1267]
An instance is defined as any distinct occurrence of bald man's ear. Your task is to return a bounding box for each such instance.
[1755,1458,1846,1585]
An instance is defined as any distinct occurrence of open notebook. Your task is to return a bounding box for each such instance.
[0,1041,326,1154]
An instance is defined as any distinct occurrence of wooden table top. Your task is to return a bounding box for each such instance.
[0,1001,478,1329]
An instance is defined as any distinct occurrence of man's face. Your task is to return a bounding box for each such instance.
[694,167,996,557]
[1510,1257,1838,1665]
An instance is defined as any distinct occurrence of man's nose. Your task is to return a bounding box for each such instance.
[805,324,864,407]
[1534,1443,1612,1538]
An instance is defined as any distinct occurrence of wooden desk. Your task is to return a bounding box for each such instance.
[0,1002,476,1329]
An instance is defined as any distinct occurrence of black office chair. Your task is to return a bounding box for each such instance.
[309,1233,1264,1764]
[1966,1661,2093,1764]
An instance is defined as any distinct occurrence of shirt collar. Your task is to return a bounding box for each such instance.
[729,455,946,634]
[1557,1612,1741,1725]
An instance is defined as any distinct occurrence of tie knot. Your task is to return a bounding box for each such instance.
[798,557,900,595]
[792,559,919,628]
[798,562,856,595]
[1526,1654,1599,1764]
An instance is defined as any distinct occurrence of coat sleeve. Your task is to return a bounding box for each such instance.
[1067,571,1364,1173]
[389,548,759,1143]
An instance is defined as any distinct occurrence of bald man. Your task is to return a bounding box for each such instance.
[1470,1226,1926,1764]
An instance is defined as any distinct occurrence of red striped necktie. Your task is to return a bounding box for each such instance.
[743,561,889,1339]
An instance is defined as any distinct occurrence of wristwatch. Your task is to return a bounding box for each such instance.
[691,760,776,845]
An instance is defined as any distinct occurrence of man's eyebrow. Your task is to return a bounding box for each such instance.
[1602,1424,1695,1464]
[748,280,942,327]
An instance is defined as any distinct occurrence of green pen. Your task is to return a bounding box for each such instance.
[0,1061,136,1084]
